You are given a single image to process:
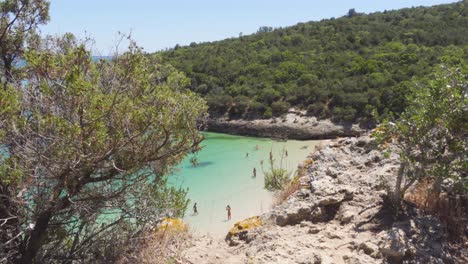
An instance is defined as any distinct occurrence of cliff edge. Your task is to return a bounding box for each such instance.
[206,112,365,140]
[181,135,467,264]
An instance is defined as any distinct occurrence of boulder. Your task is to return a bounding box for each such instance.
[326,167,339,178]
[317,189,354,206]
[226,216,263,246]
[360,242,380,258]
[308,226,321,234]
[271,200,313,226]
[310,207,325,222]
[379,228,409,261]
[337,205,356,224]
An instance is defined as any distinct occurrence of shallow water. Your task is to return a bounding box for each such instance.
[169,132,324,237]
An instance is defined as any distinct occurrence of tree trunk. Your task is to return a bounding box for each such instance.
[2,55,13,88]
[18,211,52,264]
[392,161,407,210]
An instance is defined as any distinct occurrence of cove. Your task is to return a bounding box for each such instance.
[169,132,325,236]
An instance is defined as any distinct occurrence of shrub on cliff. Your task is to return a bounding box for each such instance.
[374,64,467,209]
[271,101,291,117]
[307,102,330,119]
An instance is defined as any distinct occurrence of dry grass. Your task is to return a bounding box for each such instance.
[405,179,467,242]
[116,226,193,264]
[273,163,308,206]
[274,177,302,206]
[404,179,433,209]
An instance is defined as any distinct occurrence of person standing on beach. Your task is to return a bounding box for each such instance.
[253,168,257,178]
[193,202,198,215]
[226,205,231,220]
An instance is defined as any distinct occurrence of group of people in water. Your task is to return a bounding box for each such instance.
[191,145,294,221]
[192,202,232,220]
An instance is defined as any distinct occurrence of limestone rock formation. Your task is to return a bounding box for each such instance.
[207,113,364,140]
[181,135,467,263]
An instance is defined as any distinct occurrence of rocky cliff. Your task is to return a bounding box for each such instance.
[206,113,365,140]
[181,135,466,264]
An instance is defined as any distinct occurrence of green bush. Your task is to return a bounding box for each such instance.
[271,101,290,117]
[228,95,250,118]
[206,94,232,116]
[263,107,273,119]
[247,100,267,119]
[262,151,291,191]
[264,168,290,191]
[375,65,468,207]
[307,102,329,118]
[331,106,357,122]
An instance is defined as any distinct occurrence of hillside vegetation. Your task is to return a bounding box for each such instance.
[160,1,468,124]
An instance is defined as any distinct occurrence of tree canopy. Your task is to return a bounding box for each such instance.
[160,2,468,123]
[374,64,467,208]
[0,35,207,263]
[0,0,50,85]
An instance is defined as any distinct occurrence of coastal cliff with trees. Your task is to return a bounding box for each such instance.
[160,1,468,128]
[0,0,466,263]
[177,65,467,263]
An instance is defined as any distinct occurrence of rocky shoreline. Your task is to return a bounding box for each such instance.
[206,113,365,140]
[181,135,467,264]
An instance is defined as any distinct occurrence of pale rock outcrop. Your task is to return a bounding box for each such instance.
[181,135,467,263]
[207,113,365,140]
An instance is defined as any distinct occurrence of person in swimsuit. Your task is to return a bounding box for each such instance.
[253,168,257,178]
[226,205,231,220]
[193,202,198,215]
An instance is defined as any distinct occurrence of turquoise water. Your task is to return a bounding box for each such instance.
[169,132,323,236]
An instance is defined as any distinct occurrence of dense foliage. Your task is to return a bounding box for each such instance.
[0,0,49,86]
[161,2,468,123]
[0,34,207,263]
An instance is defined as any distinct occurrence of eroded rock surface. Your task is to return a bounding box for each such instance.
[182,135,467,264]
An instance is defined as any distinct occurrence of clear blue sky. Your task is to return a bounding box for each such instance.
[40,0,458,55]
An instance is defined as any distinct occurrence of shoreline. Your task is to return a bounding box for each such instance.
[171,132,325,237]
[182,134,467,263]
[205,113,365,140]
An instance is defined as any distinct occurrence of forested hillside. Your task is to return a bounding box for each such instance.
[160,1,468,124]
